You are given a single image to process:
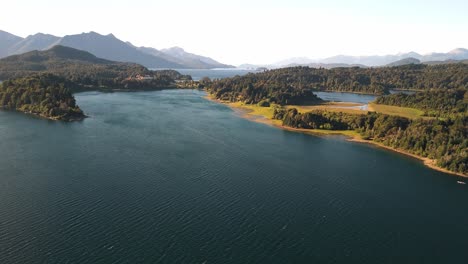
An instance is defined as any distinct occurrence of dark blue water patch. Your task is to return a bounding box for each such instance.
[0,89,467,264]
[314,91,377,104]
[174,69,259,81]
[389,90,417,95]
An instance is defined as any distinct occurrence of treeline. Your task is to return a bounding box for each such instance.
[207,64,468,103]
[375,89,468,117]
[0,74,85,121]
[0,62,190,92]
[273,108,467,174]
[206,74,323,105]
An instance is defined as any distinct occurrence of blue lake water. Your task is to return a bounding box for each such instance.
[0,89,467,263]
[175,69,259,81]
[314,91,377,104]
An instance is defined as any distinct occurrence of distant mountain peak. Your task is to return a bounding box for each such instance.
[449,48,468,54]
[46,45,105,61]
[157,46,234,69]
[25,32,58,39]
[0,30,23,41]
[1,45,112,65]
[386,57,421,67]
[162,47,187,56]
[165,46,185,51]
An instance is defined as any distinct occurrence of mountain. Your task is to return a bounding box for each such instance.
[0,30,232,69]
[423,48,468,61]
[386,57,421,67]
[319,49,468,66]
[0,45,138,80]
[319,52,423,66]
[137,46,233,69]
[269,49,468,68]
[160,47,234,69]
[0,30,23,58]
[274,57,317,67]
[49,32,183,68]
[1,44,113,64]
[238,63,270,70]
[0,45,190,91]
[423,59,468,65]
[9,33,60,55]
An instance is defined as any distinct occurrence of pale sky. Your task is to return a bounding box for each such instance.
[2,0,467,65]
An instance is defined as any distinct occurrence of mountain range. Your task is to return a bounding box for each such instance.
[317,49,468,66]
[241,48,468,69]
[0,30,233,69]
[2,30,467,70]
[0,45,137,80]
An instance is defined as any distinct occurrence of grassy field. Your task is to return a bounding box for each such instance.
[368,103,427,119]
[304,129,361,138]
[228,100,428,126]
[227,102,361,138]
[228,102,283,126]
[209,91,427,121]
[230,102,276,118]
[287,102,427,120]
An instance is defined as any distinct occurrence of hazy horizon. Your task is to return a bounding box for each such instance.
[2,0,467,65]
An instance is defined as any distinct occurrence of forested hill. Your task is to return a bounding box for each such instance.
[0,45,191,91]
[1,44,113,64]
[207,64,468,102]
[0,74,85,121]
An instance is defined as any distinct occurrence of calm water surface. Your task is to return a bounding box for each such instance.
[175,69,258,81]
[314,91,377,104]
[0,89,467,264]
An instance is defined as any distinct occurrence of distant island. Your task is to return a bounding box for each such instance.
[205,66,468,176]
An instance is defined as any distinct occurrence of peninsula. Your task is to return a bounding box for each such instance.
[206,66,468,176]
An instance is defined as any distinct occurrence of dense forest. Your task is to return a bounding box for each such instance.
[272,108,467,174]
[0,74,85,121]
[208,75,323,105]
[375,89,468,117]
[0,45,191,92]
[207,64,468,103]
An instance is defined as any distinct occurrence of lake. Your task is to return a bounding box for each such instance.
[0,89,467,264]
[175,69,259,81]
[314,91,376,104]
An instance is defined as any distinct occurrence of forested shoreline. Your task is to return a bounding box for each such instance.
[207,64,468,101]
[271,108,467,175]
[375,89,467,117]
[0,74,85,121]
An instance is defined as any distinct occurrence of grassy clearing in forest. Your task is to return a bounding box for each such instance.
[368,103,427,119]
